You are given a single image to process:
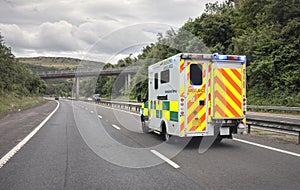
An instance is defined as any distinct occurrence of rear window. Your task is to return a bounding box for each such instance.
[161,70,170,84]
[190,64,202,85]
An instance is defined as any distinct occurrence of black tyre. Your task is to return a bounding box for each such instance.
[161,122,172,142]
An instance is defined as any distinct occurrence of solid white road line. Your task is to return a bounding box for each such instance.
[233,138,300,158]
[112,124,121,130]
[0,101,60,169]
[98,115,102,119]
[150,150,180,169]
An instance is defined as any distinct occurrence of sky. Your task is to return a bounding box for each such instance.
[0,0,220,63]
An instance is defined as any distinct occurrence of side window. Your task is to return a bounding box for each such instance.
[160,70,170,84]
[190,64,202,85]
[154,73,159,90]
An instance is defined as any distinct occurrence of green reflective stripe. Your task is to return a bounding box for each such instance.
[162,101,170,110]
[144,101,148,108]
[149,101,178,122]
[170,111,178,122]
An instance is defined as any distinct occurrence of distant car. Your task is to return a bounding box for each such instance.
[94,94,101,103]
[55,97,59,100]
[87,97,93,101]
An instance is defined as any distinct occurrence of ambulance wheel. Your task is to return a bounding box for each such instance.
[161,123,171,142]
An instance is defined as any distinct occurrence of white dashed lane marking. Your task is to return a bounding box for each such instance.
[150,150,180,169]
[112,124,121,130]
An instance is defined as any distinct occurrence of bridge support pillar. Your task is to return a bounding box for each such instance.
[75,77,80,100]
[125,74,131,91]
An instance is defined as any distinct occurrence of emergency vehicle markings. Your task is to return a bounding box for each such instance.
[214,68,242,118]
[186,62,206,132]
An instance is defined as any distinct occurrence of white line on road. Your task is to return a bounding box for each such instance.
[150,150,180,169]
[98,115,102,119]
[90,111,94,113]
[112,124,121,130]
[233,138,300,158]
[0,101,60,169]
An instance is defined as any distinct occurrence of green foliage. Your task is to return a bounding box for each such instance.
[0,34,46,96]
[232,0,300,105]
[95,0,300,106]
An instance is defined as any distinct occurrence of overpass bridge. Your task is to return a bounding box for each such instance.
[37,66,138,99]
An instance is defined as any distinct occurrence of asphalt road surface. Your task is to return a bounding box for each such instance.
[0,100,300,190]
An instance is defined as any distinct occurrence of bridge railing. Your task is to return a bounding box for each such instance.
[37,66,139,76]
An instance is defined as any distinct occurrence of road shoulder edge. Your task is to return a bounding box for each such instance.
[0,100,60,168]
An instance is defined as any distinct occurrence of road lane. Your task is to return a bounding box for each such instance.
[0,101,57,158]
[92,101,300,189]
[0,100,203,190]
[1,100,300,189]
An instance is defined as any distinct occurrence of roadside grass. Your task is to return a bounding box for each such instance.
[0,95,46,116]
[251,128,298,144]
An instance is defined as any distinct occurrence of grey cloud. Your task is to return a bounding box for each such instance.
[0,0,222,59]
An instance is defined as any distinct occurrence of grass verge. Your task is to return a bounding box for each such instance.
[0,95,46,117]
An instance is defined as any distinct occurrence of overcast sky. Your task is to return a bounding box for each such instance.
[0,0,220,63]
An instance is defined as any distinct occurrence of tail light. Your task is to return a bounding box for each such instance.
[180,98,185,116]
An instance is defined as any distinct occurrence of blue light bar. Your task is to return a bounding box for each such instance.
[215,54,246,62]
[215,55,228,60]
[238,56,246,62]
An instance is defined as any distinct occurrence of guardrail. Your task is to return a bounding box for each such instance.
[246,117,300,144]
[247,105,300,113]
[97,100,300,144]
[100,100,141,113]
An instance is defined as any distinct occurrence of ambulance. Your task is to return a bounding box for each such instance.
[140,53,247,142]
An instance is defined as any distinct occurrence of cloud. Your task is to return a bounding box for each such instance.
[0,0,222,61]
[1,21,80,51]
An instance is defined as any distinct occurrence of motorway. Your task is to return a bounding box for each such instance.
[0,100,300,189]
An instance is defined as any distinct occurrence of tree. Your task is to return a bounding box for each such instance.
[0,33,45,96]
